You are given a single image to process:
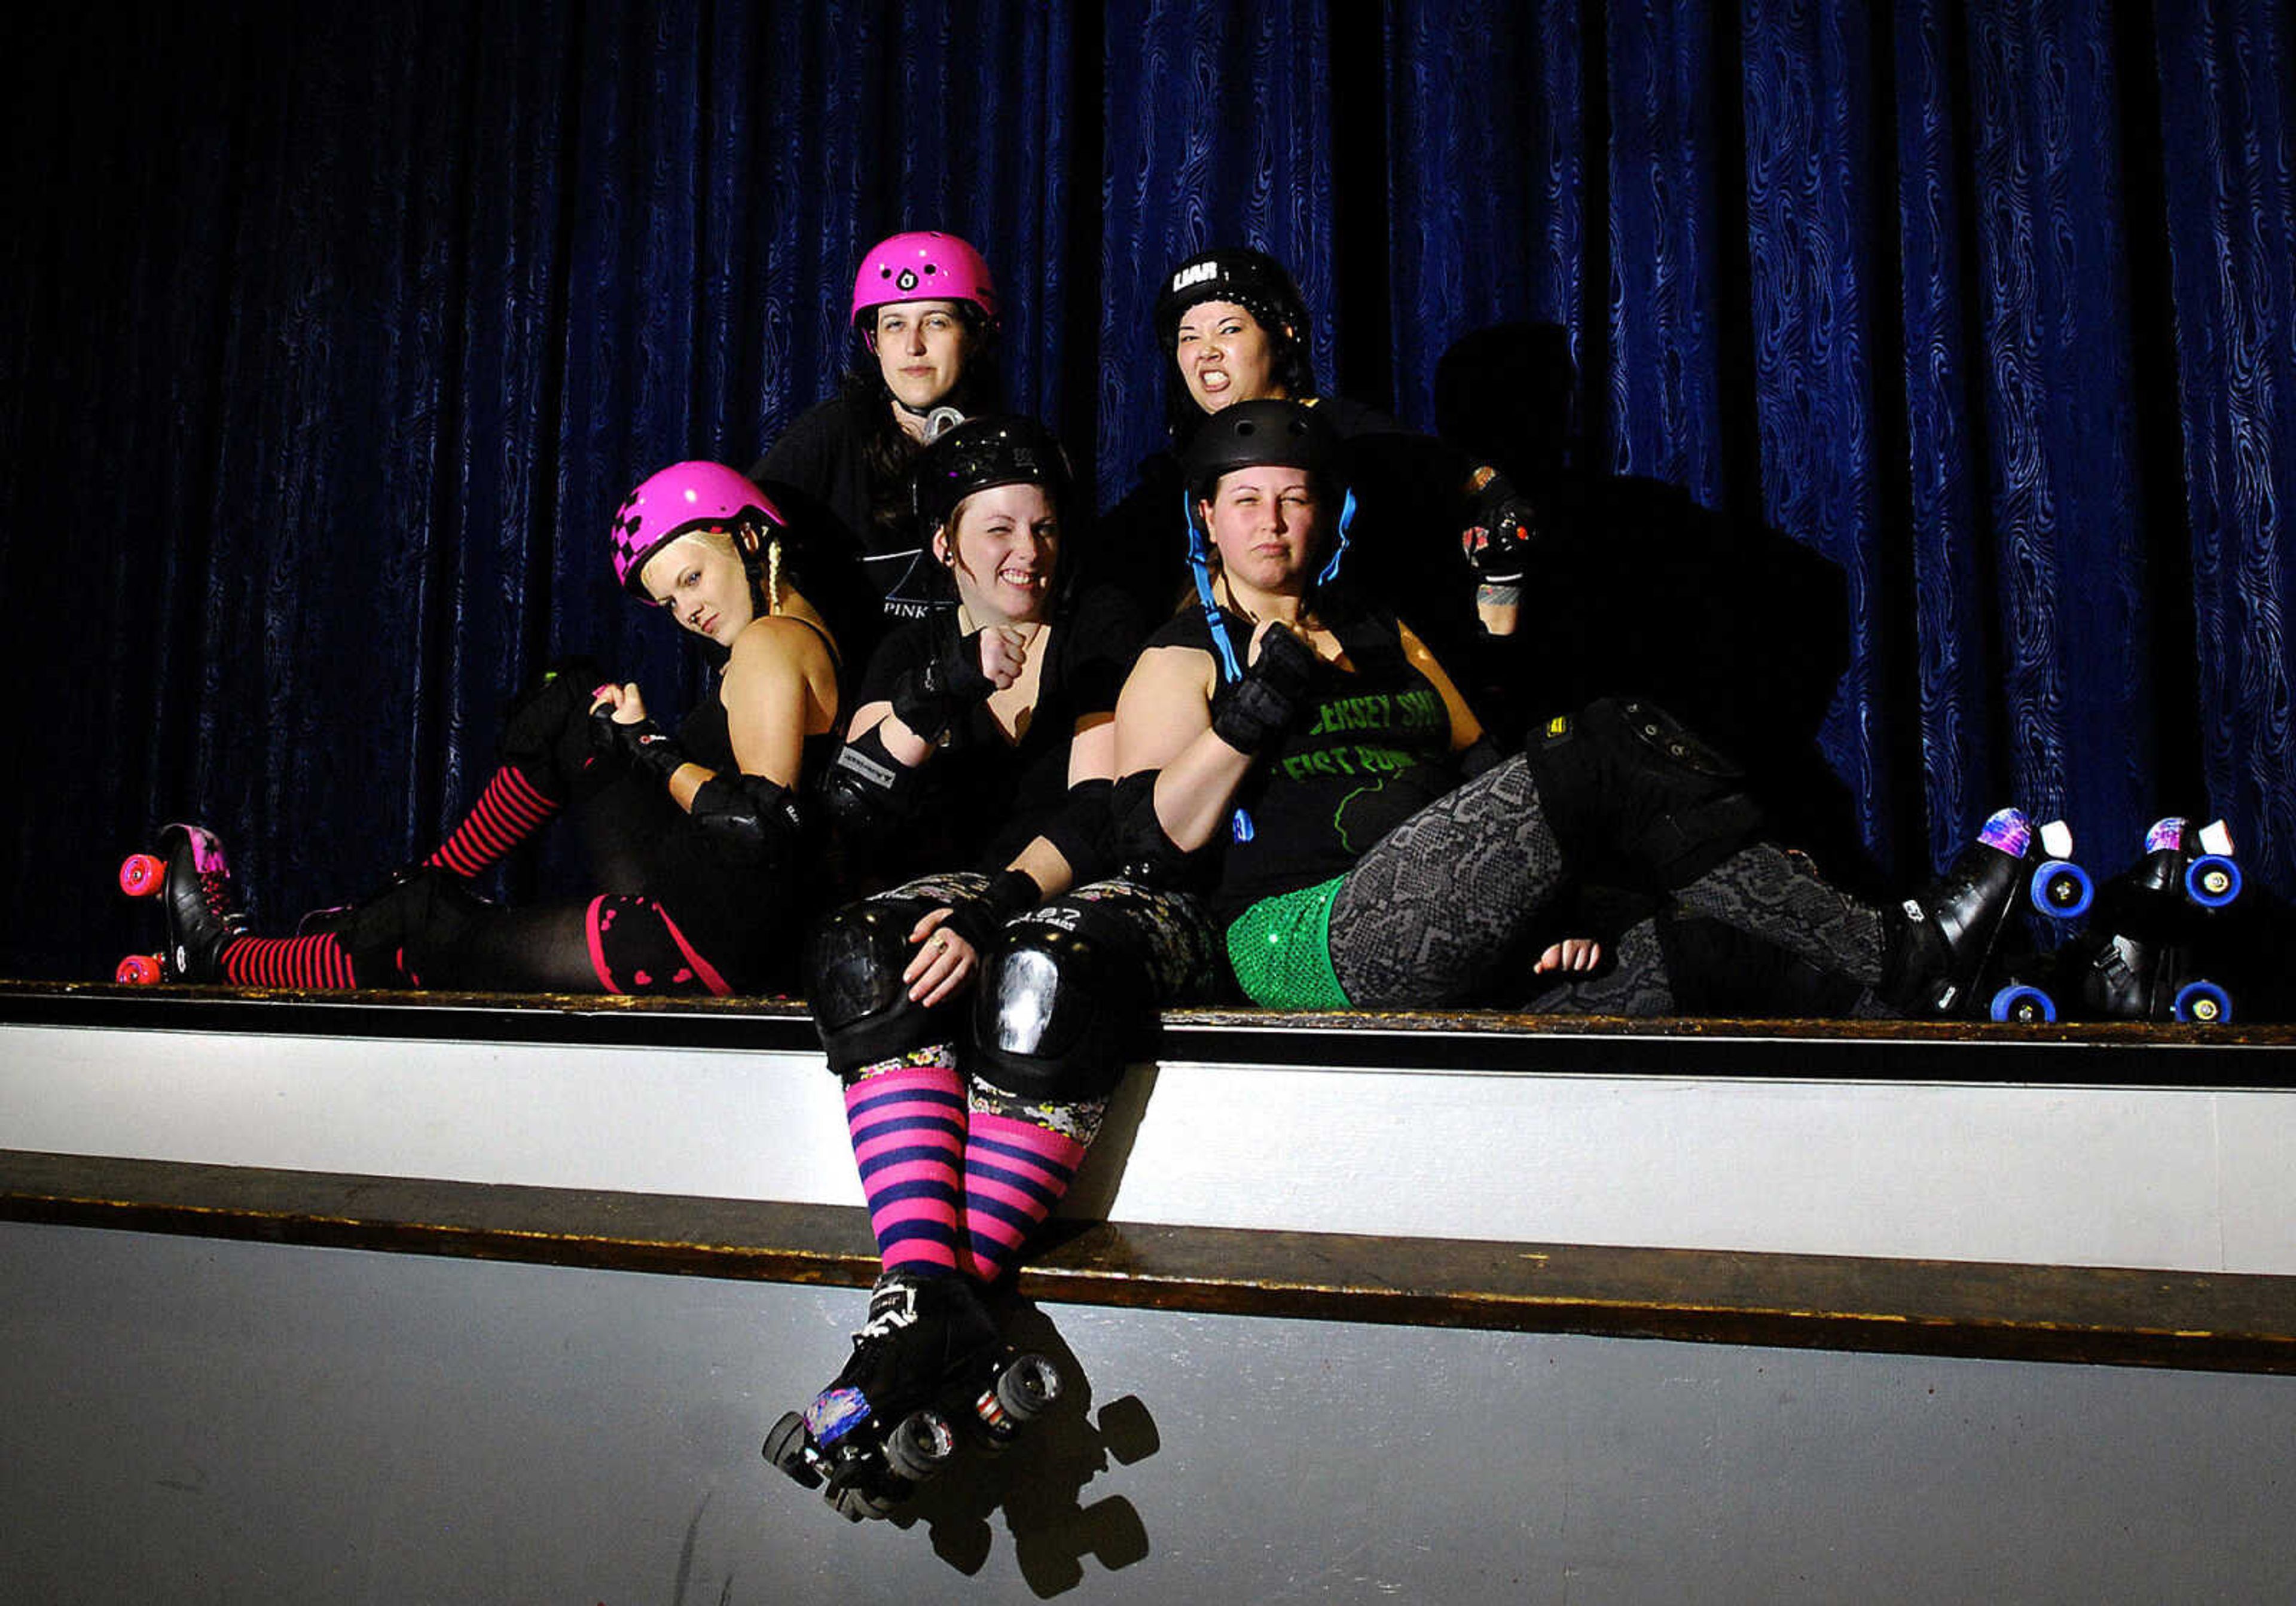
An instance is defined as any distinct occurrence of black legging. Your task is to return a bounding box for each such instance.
[1324,754,1887,1009]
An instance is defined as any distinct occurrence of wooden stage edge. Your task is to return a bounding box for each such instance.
[4,1149,2291,1376]
[6,978,2295,1084]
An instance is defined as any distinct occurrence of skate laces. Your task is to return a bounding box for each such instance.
[854,1290,922,1347]
[198,869,249,935]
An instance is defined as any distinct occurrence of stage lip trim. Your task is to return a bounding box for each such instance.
[4,1147,2290,1376]
[5,979,2294,1087]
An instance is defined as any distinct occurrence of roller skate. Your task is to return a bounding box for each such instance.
[114,823,246,984]
[1882,808,2093,1019]
[764,1271,1062,1521]
[2057,817,2241,1024]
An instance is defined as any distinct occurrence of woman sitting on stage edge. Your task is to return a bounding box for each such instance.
[1110,399,2046,1019]
[769,415,1218,1520]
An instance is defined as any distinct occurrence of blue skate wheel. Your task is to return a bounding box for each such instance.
[2029,860,2093,920]
[2185,855,2241,909]
[1989,984,2056,1025]
[2173,980,2232,1025]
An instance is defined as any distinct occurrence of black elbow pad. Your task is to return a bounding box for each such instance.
[1112,770,1195,884]
[690,774,805,863]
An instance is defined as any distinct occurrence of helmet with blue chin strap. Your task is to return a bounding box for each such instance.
[1178,400,1357,680]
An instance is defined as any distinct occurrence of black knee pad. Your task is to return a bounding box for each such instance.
[970,921,1148,1105]
[804,897,950,1077]
[1523,697,1763,890]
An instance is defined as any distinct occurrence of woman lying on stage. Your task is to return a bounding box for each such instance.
[1109,399,2043,1019]
[767,414,1222,1519]
[140,462,846,998]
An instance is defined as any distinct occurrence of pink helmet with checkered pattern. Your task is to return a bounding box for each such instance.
[609,461,786,598]
[850,231,999,345]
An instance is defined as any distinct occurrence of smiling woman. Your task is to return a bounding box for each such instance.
[132,463,847,1000]
[776,414,1221,1522]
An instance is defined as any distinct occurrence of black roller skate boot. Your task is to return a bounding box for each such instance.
[154,823,248,982]
[765,1270,1004,1520]
[2063,817,2241,1024]
[1882,807,2056,1018]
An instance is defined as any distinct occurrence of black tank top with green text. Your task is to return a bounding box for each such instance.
[1146,603,1460,918]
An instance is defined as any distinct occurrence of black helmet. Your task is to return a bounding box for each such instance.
[1181,398,1345,502]
[910,414,1074,533]
[1180,399,1357,621]
[1153,247,1311,352]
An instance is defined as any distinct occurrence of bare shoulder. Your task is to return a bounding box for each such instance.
[1119,640,1217,705]
[729,614,832,676]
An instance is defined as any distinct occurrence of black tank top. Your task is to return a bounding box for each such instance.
[1146,603,1459,915]
[674,615,841,784]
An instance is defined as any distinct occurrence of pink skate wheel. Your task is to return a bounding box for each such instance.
[115,953,163,985]
[118,853,166,898]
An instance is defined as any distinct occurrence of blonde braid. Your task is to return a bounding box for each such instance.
[764,534,784,616]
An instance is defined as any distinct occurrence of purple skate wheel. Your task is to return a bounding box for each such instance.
[118,853,165,898]
[1989,984,2056,1025]
[2185,855,2240,909]
[2173,980,2231,1025]
[2029,860,2093,920]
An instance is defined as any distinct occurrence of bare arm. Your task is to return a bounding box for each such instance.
[718,618,826,785]
[1396,619,1485,753]
[1113,642,1257,853]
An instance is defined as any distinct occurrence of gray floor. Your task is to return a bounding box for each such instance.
[3,1220,2292,1604]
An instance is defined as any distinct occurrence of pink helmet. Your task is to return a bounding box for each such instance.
[609,461,786,597]
[850,230,1000,343]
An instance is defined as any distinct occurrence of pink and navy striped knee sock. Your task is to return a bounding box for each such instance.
[423,764,561,878]
[844,1051,968,1275]
[961,1112,1091,1284]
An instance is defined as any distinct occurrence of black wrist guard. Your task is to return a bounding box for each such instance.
[1210,624,1318,753]
[939,868,1041,953]
[1463,469,1538,590]
[593,712,688,786]
[889,630,999,741]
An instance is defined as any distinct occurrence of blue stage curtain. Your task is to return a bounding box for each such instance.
[4,0,2291,986]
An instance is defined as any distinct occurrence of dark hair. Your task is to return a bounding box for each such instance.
[1159,306,1320,445]
[840,305,1005,547]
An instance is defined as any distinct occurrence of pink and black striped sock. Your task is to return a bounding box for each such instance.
[844,1051,968,1275]
[962,1112,1090,1284]
[218,932,365,989]
[422,764,561,878]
